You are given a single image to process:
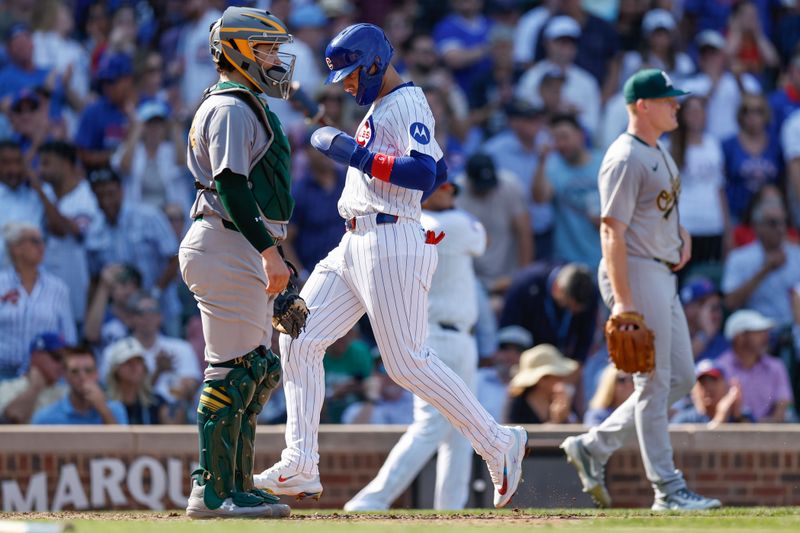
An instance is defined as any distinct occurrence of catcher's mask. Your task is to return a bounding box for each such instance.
[209,7,295,99]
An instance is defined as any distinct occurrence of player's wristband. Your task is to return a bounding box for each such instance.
[365,150,436,191]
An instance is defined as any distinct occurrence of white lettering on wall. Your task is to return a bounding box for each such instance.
[127,456,166,510]
[1,472,47,511]
[52,464,89,511]
[90,458,127,508]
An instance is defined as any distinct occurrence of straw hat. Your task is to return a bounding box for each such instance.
[509,344,578,390]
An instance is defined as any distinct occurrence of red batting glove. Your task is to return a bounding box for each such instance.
[425,230,445,245]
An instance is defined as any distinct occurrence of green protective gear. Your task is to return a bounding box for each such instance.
[194,347,280,510]
[236,347,282,504]
[205,82,294,224]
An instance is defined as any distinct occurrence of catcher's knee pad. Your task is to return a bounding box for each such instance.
[195,366,263,510]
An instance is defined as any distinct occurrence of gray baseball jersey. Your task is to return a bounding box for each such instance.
[187,93,287,240]
[598,133,682,265]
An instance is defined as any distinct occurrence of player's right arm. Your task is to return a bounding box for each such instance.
[598,154,642,314]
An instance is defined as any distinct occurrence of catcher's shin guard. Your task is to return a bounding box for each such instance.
[194,358,264,510]
[236,347,282,503]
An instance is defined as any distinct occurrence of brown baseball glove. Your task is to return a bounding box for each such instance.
[272,261,309,339]
[605,312,655,373]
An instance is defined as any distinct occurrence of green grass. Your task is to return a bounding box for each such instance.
[8,507,800,533]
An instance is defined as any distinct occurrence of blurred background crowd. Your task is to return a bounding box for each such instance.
[1,0,799,429]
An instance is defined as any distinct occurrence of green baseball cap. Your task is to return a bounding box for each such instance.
[623,68,690,104]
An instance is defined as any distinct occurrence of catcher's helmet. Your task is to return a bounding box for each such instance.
[209,7,295,99]
[324,23,394,106]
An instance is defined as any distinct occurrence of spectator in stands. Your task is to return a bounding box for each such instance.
[105,336,186,425]
[5,87,67,161]
[175,0,222,118]
[671,359,752,427]
[106,4,137,57]
[107,292,200,407]
[723,94,784,225]
[83,262,140,351]
[476,325,533,423]
[506,343,578,424]
[426,85,480,177]
[35,141,100,324]
[468,24,522,138]
[500,262,598,364]
[282,140,346,282]
[771,286,800,418]
[136,50,168,105]
[432,0,493,94]
[455,153,532,295]
[31,0,90,108]
[722,197,800,324]
[732,184,799,247]
[0,23,66,118]
[619,9,695,91]
[84,167,180,333]
[769,52,800,138]
[403,33,469,122]
[0,139,44,269]
[683,0,775,39]
[31,346,127,424]
[0,333,67,424]
[583,365,634,427]
[723,1,779,79]
[323,328,374,424]
[517,16,600,136]
[682,30,762,142]
[549,0,621,98]
[532,113,603,271]
[779,105,800,228]
[717,310,794,423]
[0,222,75,379]
[484,99,551,259]
[75,53,133,169]
[513,0,558,67]
[681,277,729,362]
[669,96,730,267]
[341,363,414,425]
[112,99,189,211]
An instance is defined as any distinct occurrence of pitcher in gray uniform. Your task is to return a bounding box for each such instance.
[179,6,296,519]
[560,69,722,511]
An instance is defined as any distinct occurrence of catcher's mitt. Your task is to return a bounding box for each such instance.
[605,312,655,373]
[272,261,309,339]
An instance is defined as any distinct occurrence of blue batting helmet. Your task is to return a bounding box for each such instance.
[324,23,394,106]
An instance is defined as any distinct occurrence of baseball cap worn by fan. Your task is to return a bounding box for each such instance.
[466,153,498,193]
[641,9,676,36]
[696,30,727,51]
[695,359,725,380]
[137,99,170,123]
[680,277,716,306]
[723,309,775,340]
[544,16,581,41]
[95,53,134,83]
[29,332,66,355]
[105,337,145,378]
[623,68,690,104]
[87,167,121,185]
[509,344,578,390]
[497,326,534,350]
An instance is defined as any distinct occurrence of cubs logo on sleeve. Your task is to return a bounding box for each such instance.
[410,122,431,145]
[356,116,375,148]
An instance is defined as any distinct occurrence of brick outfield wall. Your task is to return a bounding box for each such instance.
[0,425,798,511]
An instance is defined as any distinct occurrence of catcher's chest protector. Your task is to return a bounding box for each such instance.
[205,82,295,224]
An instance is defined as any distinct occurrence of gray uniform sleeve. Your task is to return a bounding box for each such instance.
[206,103,257,178]
[599,156,642,227]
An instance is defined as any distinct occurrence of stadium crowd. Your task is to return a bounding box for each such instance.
[0,0,799,429]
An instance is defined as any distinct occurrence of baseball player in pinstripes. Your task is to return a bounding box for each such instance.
[179,7,295,519]
[343,180,487,511]
[560,69,722,511]
[254,23,527,509]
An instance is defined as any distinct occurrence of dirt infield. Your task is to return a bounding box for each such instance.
[0,509,588,524]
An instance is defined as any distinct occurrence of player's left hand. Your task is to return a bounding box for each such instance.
[673,225,692,272]
[310,126,372,172]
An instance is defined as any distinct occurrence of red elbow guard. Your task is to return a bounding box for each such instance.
[371,153,395,182]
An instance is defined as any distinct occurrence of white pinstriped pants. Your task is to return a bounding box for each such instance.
[278,216,512,475]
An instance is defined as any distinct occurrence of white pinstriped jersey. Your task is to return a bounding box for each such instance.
[0,268,76,378]
[338,83,444,221]
[420,208,486,331]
